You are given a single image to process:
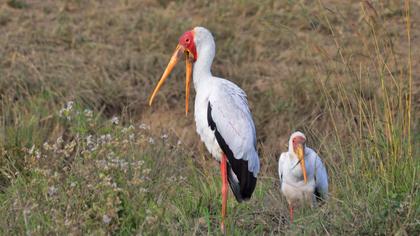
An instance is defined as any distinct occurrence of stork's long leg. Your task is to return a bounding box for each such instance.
[220,153,228,233]
[289,204,294,223]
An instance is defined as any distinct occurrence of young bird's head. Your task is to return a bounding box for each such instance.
[289,131,307,183]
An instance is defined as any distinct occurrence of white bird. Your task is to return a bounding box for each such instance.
[149,26,260,232]
[278,131,328,222]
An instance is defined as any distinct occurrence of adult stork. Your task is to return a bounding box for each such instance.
[278,131,328,222]
[148,26,260,231]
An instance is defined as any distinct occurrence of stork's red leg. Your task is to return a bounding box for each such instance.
[220,153,228,233]
[289,204,294,223]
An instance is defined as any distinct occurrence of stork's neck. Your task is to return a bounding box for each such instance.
[193,43,215,90]
[288,140,295,157]
[288,144,307,161]
[288,140,300,161]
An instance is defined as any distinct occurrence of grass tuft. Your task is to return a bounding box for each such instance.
[0,0,418,234]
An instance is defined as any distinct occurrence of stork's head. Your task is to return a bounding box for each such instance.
[148,26,214,115]
[289,131,308,183]
[178,30,197,62]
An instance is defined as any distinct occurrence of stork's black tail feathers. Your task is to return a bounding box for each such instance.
[227,164,257,202]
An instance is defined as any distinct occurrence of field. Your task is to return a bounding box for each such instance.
[0,0,418,235]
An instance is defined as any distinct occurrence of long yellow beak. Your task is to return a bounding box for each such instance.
[185,53,192,115]
[296,144,307,183]
[148,44,193,115]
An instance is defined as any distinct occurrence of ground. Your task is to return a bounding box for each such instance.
[0,0,418,235]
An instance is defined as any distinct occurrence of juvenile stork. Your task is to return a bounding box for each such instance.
[149,26,260,232]
[278,131,328,222]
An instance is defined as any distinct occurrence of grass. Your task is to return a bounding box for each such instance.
[0,0,418,235]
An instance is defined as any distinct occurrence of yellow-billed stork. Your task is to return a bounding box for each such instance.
[278,131,328,222]
[149,26,260,232]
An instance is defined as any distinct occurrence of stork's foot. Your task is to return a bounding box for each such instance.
[220,221,226,234]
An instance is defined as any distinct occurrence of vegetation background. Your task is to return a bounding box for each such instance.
[0,0,418,235]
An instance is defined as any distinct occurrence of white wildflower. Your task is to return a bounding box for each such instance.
[66,101,74,110]
[59,101,74,120]
[98,134,112,144]
[23,208,31,215]
[107,151,115,160]
[28,145,35,155]
[56,136,64,145]
[35,150,41,159]
[48,186,58,196]
[52,136,64,153]
[143,168,151,175]
[84,109,93,118]
[59,108,65,117]
[139,187,148,193]
[145,209,156,225]
[64,219,71,226]
[64,140,77,157]
[86,135,96,151]
[111,116,119,125]
[43,142,52,151]
[134,160,144,169]
[148,137,155,144]
[102,214,111,224]
[139,123,150,130]
[96,160,107,168]
[119,160,128,171]
[168,175,176,182]
[99,135,106,144]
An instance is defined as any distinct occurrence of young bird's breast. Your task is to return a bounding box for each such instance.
[280,149,317,205]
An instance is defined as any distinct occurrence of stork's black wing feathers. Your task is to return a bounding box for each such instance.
[207,102,257,202]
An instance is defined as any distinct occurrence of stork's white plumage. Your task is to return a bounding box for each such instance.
[278,131,328,222]
[149,26,260,232]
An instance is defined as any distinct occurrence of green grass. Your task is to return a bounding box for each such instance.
[0,0,418,235]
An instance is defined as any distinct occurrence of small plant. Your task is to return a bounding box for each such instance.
[7,0,29,9]
[0,0,417,235]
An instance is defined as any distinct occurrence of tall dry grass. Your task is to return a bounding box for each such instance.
[0,0,418,234]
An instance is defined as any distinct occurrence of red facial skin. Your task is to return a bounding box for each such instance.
[292,136,306,151]
[178,31,197,62]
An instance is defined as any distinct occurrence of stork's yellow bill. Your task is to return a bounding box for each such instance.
[148,31,197,115]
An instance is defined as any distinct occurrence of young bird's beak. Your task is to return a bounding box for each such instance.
[295,144,307,183]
